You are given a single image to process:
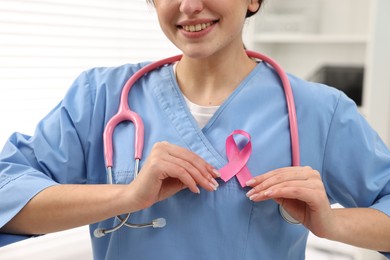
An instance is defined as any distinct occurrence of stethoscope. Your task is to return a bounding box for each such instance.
[94,50,301,238]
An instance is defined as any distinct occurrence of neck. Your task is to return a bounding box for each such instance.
[175,48,256,106]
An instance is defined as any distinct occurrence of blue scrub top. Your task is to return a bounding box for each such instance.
[1,62,390,259]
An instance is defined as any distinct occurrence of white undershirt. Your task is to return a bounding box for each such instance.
[183,96,219,129]
[173,63,220,128]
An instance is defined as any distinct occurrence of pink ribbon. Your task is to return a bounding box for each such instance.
[219,130,253,187]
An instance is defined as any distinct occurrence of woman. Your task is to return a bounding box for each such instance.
[1,0,390,259]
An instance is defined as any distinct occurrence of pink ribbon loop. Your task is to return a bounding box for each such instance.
[219,130,253,187]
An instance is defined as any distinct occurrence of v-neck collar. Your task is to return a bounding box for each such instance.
[150,63,264,169]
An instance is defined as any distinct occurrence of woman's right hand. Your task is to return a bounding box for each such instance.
[1,142,219,235]
[127,141,220,211]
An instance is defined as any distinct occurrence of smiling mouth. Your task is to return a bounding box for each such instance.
[180,21,217,32]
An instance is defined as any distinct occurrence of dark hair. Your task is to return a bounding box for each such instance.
[146,0,263,18]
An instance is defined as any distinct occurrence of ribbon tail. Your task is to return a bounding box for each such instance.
[219,161,241,182]
[236,166,252,187]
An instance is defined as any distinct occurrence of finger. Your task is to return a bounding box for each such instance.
[247,179,324,203]
[157,159,201,194]
[141,147,201,194]
[269,186,325,211]
[157,178,188,200]
[246,166,319,190]
[245,167,294,188]
[164,153,219,191]
[163,142,218,178]
[158,142,219,191]
[146,151,215,193]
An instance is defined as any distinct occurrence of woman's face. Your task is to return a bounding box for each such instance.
[153,0,259,59]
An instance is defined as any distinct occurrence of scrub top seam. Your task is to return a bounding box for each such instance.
[151,66,197,147]
[78,70,96,167]
[320,90,343,202]
[242,201,255,259]
[0,174,23,189]
[166,65,227,168]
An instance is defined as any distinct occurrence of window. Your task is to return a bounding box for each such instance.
[0,0,177,144]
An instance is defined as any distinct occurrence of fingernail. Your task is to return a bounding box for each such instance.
[195,187,201,194]
[249,194,258,201]
[246,189,255,197]
[264,190,273,196]
[211,178,219,187]
[213,169,221,178]
[246,179,256,186]
[209,180,219,191]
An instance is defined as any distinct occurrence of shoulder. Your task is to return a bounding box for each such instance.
[238,62,358,125]
[64,62,153,105]
[258,62,345,111]
[286,72,363,134]
[82,62,150,90]
[285,72,363,128]
[287,73,344,112]
[56,61,155,127]
[86,62,149,77]
[259,62,354,119]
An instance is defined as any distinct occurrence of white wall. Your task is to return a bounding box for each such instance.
[362,0,390,146]
[0,0,176,259]
[0,0,178,145]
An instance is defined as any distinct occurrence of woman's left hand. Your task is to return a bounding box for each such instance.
[245,166,336,238]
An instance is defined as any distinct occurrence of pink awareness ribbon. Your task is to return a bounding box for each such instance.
[219,130,253,187]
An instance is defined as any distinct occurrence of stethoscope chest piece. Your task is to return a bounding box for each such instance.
[279,205,300,225]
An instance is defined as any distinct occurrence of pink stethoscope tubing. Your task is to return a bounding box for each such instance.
[98,50,301,237]
[104,50,300,169]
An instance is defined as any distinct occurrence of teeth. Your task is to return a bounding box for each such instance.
[183,22,213,32]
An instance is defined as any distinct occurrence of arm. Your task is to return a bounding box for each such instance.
[1,184,133,235]
[330,207,390,251]
[244,90,390,252]
[1,141,219,235]
[245,166,390,252]
[1,68,217,236]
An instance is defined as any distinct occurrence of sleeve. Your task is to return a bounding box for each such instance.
[322,92,390,256]
[0,71,95,243]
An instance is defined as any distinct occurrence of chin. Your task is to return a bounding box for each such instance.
[180,47,219,60]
